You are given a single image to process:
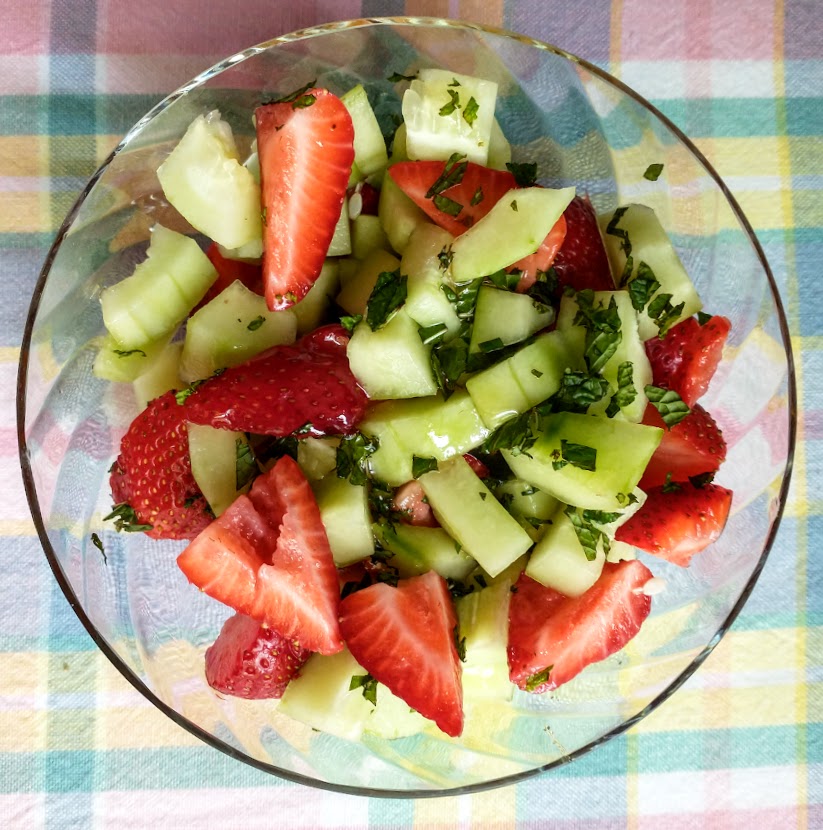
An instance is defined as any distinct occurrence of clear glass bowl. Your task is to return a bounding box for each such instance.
[18,18,796,796]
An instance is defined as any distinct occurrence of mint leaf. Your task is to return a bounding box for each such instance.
[438,245,454,270]
[432,193,463,217]
[246,316,265,332]
[470,186,484,206]
[462,96,479,127]
[91,532,107,564]
[441,278,482,319]
[627,261,661,312]
[104,503,153,533]
[412,455,438,478]
[235,439,257,491]
[339,314,362,333]
[647,292,685,337]
[387,71,417,82]
[525,666,552,692]
[481,410,541,457]
[425,153,467,198]
[349,673,378,706]
[697,311,712,326]
[366,269,407,330]
[553,439,596,472]
[430,334,469,399]
[478,337,505,353]
[454,626,467,662]
[605,206,632,257]
[573,290,623,374]
[505,162,538,187]
[487,268,521,291]
[418,322,449,346]
[439,88,461,116]
[268,79,316,105]
[643,163,664,181]
[645,385,690,427]
[544,369,611,414]
[662,472,682,493]
[689,471,715,488]
[565,506,610,561]
[606,361,637,418]
[113,348,146,358]
[336,433,379,486]
[581,509,622,524]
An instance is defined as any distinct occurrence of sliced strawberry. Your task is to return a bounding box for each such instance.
[393,480,438,527]
[195,243,263,311]
[256,89,355,311]
[645,315,731,407]
[513,214,567,291]
[639,403,727,490]
[205,612,310,699]
[109,391,212,540]
[339,571,463,737]
[347,181,380,217]
[462,453,490,478]
[183,326,367,437]
[615,481,733,567]
[550,195,614,292]
[507,561,653,693]
[177,455,343,654]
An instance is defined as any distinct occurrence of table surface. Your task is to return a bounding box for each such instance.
[3,0,821,826]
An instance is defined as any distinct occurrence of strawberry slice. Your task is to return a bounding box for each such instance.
[183,325,367,437]
[549,195,615,292]
[195,243,263,311]
[339,571,463,737]
[393,481,439,527]
[645,315,731,407]
[109,391,212,540]
[177,455,343,654]
[256,89,355,311]
[615,480,733,567]
[205,612,310,699]
[507,561,653,693]
[512,214,567,291]
[639,403,727,490]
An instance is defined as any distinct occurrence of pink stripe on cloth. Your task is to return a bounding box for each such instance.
[2,0,49,56]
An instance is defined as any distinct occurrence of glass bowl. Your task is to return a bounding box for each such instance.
[18,17,796,796]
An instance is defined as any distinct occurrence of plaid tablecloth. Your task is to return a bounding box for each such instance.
[3,0,820,826]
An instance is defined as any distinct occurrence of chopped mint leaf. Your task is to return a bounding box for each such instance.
[474,573,488,589]
[336,433,378,486]
[647,292,684,337]
[448,578,474,599]
[581,509,622,525]
[91,532,106,564]
[478,337,505,353]
[418,322,449,346]
[268,79,317,105]
[235,439,257,491]
[113,348,146,358]
[606,361,637,418]
[252,434,298,463]
[368,479,401,526]
[341,571,371,599]
[616,491,639,506]
[486,268,521,291]
[527,268,559,307]
[246,315,265,332]
[605,206,632,257]
[510,199,519,212]
[627,261,661,312]
[441,278,482,320]
[544,369,611,414]
[291,94,316,109]
[573,290,623,374]
[479,491,487,501]
[619,254,635,288]
[430,335,468,399]
[412,455,438,479]
[523,516,550,529]
[470,186,484,206]
[387,71,418,82]
[432,193,463,217]
[643,163,664,181]
[366,269,407,331]
[439,88,461,116]
[520,486,537,496]
[425,153,467,198]
[506,162,538,187]
[349,673,378,706]
[525,666,552,692]
[689,471,715,488]
[662,472,682,493]
[174,378,207,405]
[481,410,541,458]
[340,314,362,333]
[645,385,690,427]
[104,503,153,533]
[565,506,610,561]
[438,245,454,270]
[293,422,314,436]
[454,627,467,662]
[462,96,479,127]
[448,77,461,87]
[531,368,544,378]
[557,439,597,472]
[697,311,712,326]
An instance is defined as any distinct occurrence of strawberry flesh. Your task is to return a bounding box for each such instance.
[195,243,263,312]
[507,561,653,693]
[256,89,355,311]
[205,612,310,699]
[550,195,614,292]
[339,571,464,737]
[393,481,439,527]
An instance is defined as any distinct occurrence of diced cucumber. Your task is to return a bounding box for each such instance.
[486,118,512,171]
[347,310,438,399]
[599,204,702,340]
[217,237,263,262]
[179,279,297,382]
[100,224,217,349]
[373,522,476,581]
[291,260,339,335]
[378,172,430,256]
[351,214,391,260]
[341,84,389,178]
[327,200,352,257]
[93,333,172,383]
[402,69,498,165]
[243,147,260,184]
[363,684,428,740]
[336,249,400,316]
[297,437,340,481]
[363,420,413,486]
[556,290,652,422]
[157,111,262,249]
[495,479,559,541]
[607,539,637,563]
[502,412,663,511]
[508,329,585,403]
[337,256,360,287]
[133,342,183,409]
[451,187,575,281]
[469,286,554,354]
[466,359,531,430]
[400,224,461,335]
[456,576,515,702]
[188,424,255,517]
[389,122,408,164]
[313,475,374,566]
[419,456,533,578]
[525,506,606,597]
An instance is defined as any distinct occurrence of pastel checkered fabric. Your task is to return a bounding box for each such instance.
[2,0,820,826]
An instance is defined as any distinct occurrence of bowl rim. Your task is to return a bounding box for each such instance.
[16,15,798,798]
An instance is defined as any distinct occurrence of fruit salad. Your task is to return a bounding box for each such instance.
[94,69,733,741]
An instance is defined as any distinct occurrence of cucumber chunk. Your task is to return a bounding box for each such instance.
[292,260,340,335]
[419,456,533,578]
[157,111,262,249]
[373,522,477,581]
[217,237,263,262]
[502,412,663,511]
[133,342,183,409]
[341,84,389,178]
[93,333,172,383]
[378,172,430,255]
[599,204,701,340]
[351,214,391,260]
[296,437,339,481]
[450,187,575,281]
[336,249,400,317]
[469,285,554,354]
[495,479,559,541]
[486,118,512,171]
[100,224,217,350]
[179,279,297,382]
[188,424,255,517]
[313,475,374,566]
[326,200,352,257]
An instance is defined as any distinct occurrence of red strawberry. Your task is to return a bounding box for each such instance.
[462,453,490,478]
[195,243,263,311]
[507,561,653,693]
[205,613,310,699]
[339,571,463,737]
[512,214,567,291]
[615,481,733,567]
[177,455,343,654]
[639,403,727,490]
[645,315,731,407]
[183,325,368,437]
[550,195,615,292]
[256,89,355,311]
[347,181,380,217]
[393,481,438,527]
[109,391,212,540]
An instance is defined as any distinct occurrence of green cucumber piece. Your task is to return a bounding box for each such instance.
[599,204,702,340]
[351,214,392,260]
[486,118,512,171]
[466,359,531,431]
[502,412,663,510]
[100,224,217,349]
[419,456,532,578]
[157,111,262,249]
[292,260,340,335]
[296,437,339,482]
[373,522,476,581]
[378,172,430,255]
[133,342,183,409]
[495,479,559,540]
[179,279,297,382]
[607,539,637,563]
[336,249,400,317]
[327,200,352,257]
[341,84,389,178]
[402,68,498,165]
[451,187,575,281]
[347,310,438,399]
[389,122,408,164]
[363,684,428,740]
[469,285,554,354]
[313,475,374,566]
[188,424,254,517]
[363,420,413,486]
[93,334,172,383]
[217,237,263,262]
